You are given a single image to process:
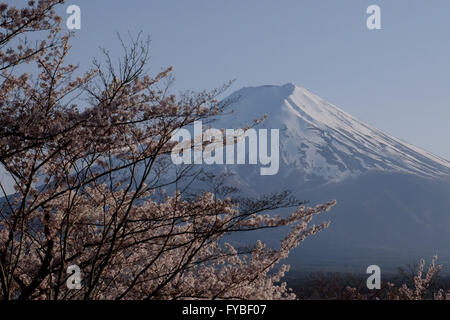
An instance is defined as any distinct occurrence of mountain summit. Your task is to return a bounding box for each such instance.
[222,83,450,184]
[217,84,450,271]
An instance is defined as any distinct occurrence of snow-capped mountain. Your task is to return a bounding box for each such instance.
[220,83,450,185]
[215,84,450,272]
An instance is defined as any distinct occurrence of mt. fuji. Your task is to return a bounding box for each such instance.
[221,83,450,184]
[214,83,450,273]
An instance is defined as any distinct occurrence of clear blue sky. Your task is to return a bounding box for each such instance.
[16,0,450,159]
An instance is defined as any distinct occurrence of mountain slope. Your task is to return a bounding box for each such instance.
[220,83,450,184]
[215,84,450,272]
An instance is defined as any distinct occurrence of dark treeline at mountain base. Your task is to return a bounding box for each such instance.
[287,261,450,300]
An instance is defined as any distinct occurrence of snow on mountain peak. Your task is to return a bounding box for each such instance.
[222,84,450,183]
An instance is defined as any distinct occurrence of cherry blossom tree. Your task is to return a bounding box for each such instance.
[0,0,336,300]
[345,256,450,300]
